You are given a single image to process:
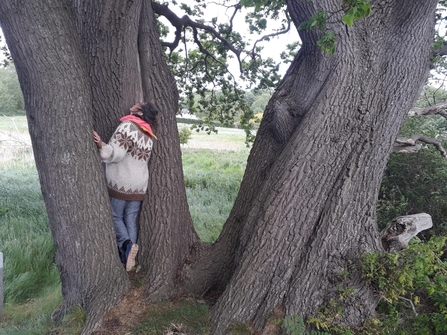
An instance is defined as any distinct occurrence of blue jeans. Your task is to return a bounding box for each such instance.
[109,197,141,252]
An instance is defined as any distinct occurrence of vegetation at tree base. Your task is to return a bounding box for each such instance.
[361,236,447,335]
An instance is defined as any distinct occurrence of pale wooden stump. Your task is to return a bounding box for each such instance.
[381,213,433,252]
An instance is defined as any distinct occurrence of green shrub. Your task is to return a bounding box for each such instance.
[361,236,447,334]
[179,126,192,145]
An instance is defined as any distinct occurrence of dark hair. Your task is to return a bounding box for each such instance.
[138,102,159,125]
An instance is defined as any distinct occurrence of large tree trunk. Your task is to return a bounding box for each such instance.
[0,1,129,333]
[137,0,200,300]
[186,0,438,333]
[0,0,198,333]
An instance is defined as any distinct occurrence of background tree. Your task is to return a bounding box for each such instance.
[0,1,443,335]
[0,65,24,116]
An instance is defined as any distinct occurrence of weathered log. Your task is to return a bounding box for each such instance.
[381,213,433,252]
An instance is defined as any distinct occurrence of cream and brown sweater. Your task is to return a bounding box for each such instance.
[99,118,154,201]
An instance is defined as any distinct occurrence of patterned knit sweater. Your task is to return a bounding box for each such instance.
[99,120,154,201]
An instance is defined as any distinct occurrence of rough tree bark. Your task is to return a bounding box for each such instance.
[137,0,200,300]
[0,1,129,332]
[0,0,198,333]
[185,0,439,333]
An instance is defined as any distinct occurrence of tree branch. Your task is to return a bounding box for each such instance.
[391,103,447,158]
[153,1,291,76]
[250,11,291,60]
[152,2,242,59]
[408,102,447,119]
[398,296,418,316]
[393,134,447,157]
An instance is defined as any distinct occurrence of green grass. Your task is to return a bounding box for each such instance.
[182,148,248,242]
[178,122,251,151]
[134,299,211,334]
[0,162,59,305]
[0,158,62,334]
[0,289,62,335]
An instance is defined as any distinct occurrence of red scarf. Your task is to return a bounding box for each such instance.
[120,115,157,139]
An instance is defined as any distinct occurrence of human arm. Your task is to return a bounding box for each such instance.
[96,123,133,163]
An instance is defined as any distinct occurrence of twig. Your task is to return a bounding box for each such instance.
[398,296,418,316]
[1,114,30,145]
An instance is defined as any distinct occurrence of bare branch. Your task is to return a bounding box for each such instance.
[227,3,241,37]
[381,213,433,251]
[250,12,292,60]
[390,102,447,158]
[152,2,242,60]
[393,134,447,158]
[0,115,31,146]
[398,296,418,316]
[408,102,447,119]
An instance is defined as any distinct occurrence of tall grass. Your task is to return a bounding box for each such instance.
[0,157,62,334]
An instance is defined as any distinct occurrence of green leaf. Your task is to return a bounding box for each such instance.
[342,13,355,26]
[342,0,371,26]
[317,31,336,55]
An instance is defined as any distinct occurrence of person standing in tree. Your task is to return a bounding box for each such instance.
[93,102,158,271]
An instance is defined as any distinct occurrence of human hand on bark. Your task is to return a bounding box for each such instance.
[92,130,102,149]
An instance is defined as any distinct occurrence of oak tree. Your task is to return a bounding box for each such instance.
[0,0,441,334]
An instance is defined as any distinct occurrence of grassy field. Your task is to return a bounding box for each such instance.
[0,116,250,334]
